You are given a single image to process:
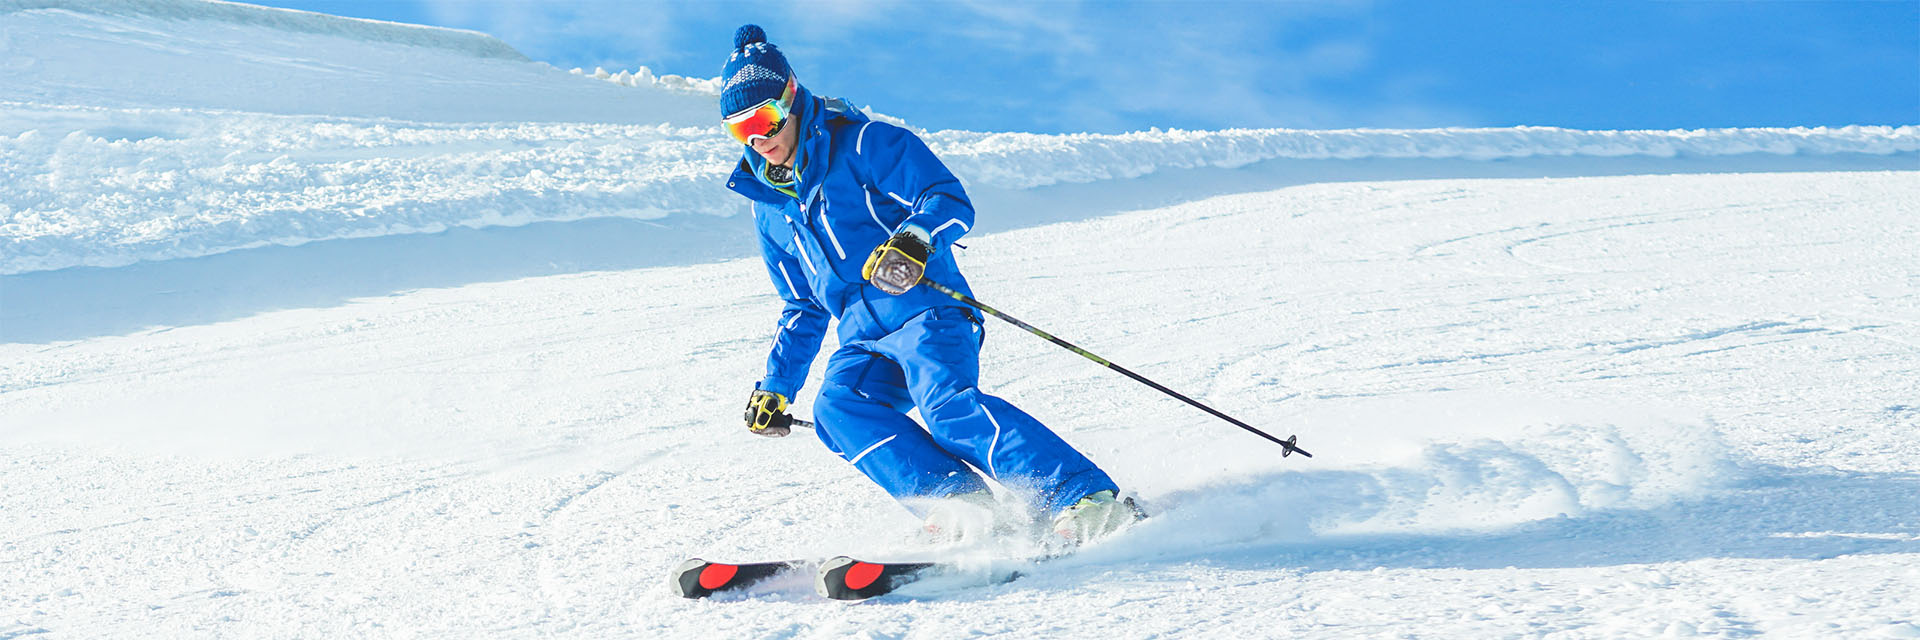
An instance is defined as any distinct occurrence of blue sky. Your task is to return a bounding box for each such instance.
[254,0,1918,134]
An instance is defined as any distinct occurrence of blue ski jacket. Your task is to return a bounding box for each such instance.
[725,86,978,399]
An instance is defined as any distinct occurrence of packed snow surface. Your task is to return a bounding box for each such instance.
[3,1,1918,638]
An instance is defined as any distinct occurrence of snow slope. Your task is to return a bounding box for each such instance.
[3,2,1918,638]
[6,170,1917,638]
[0,0,715,123]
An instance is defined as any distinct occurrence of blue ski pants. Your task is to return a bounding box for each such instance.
[811,306,1117,516]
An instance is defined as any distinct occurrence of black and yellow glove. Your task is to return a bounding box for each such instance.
[744,388,793,437]
[862,229,931,295]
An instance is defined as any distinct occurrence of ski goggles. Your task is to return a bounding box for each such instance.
[722,76,798,146]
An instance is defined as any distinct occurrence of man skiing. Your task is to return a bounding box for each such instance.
[718,24,1136,546]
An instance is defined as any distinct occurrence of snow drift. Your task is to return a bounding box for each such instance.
[3,108,1913,275]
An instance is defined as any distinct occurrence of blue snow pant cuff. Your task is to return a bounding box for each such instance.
[1036,468,1120,516]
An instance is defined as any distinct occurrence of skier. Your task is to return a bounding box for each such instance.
[718,24,1136,546]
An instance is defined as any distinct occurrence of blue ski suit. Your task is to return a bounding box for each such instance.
[726,86,1117,516]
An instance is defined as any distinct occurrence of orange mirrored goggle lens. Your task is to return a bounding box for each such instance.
[723,77,796,145]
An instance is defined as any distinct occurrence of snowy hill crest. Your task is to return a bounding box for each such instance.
[1,0,528,60]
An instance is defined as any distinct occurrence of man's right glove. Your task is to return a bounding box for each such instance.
[744,388,793,437]
[862,228,931,295]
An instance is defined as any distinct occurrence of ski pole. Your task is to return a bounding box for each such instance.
[919,278,1311,458]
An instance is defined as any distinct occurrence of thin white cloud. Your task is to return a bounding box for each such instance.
[912,0,1405,131]
[406,0,1467,132]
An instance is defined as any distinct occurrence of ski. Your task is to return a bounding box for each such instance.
[814,555,1036,601]
[678,553,1057,601]
[814,556,946,600]
[670,558,808,599]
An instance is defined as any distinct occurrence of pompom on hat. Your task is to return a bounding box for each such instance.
[720,24,794,117]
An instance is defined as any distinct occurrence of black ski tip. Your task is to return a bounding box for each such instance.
[815,556,852,599]
[671,557,717,598]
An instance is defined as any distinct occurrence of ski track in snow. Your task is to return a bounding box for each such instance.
[4,1,1920,637]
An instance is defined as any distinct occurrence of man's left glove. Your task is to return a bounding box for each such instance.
[862,229,931,295]
[744,388,793,437]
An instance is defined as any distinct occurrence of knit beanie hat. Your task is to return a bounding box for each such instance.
[720,24,794,117]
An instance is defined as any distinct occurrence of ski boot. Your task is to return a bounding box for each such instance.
[919,489,1002,546]
[1048,490,1146,550]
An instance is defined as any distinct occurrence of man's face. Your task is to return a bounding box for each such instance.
[750,115,798,166]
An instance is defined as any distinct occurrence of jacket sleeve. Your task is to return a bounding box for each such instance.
[755,204,830,399]
[850,121,975,251]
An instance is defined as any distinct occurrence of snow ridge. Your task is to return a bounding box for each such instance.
[2,109,1913,276]
[0,0,528,61]
[2,108,1912,276]
[934,125,1920,189]
[572,66,724,96]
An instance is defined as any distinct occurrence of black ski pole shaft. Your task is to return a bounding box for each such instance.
[919,278,1311,458]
